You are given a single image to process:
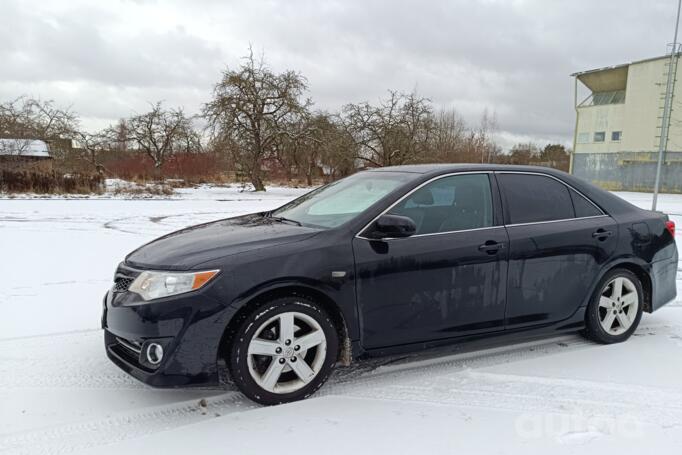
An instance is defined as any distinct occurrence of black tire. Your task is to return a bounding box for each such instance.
[584,268,644,344]
[227,296,339,405]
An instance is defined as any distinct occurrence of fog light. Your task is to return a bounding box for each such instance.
[146,343,164,365]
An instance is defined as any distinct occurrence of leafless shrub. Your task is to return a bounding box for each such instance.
[0,170,103,194]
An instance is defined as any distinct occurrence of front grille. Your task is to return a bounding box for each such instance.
[112,263,141,293]
[113,276,135,292]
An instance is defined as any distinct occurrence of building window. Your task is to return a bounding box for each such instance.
[611,131,622,141]
[580,89,626,106]
[577,132,590,144]
[594,132,606,142]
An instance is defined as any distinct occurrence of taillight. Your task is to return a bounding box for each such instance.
[666,220,676,239]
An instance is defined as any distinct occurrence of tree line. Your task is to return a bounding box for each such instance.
[0,49,569,191]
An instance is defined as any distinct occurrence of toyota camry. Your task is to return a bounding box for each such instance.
[102,164,678,404]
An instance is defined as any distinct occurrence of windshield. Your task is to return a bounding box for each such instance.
[271,171,413,228]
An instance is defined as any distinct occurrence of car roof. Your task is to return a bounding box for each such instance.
[367,163,565,175]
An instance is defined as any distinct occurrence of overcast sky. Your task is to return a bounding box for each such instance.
[0,0,677,150]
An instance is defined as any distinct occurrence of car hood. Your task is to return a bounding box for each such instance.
[125,214,321,270]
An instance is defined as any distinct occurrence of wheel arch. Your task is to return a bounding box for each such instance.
[593,258,653,313]
[217,283,353,370]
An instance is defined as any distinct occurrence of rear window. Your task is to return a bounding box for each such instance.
[498,173,574,224]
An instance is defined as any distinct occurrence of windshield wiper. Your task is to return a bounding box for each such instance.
[266,214,302,226]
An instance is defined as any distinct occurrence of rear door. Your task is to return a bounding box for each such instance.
[496,172,617,328]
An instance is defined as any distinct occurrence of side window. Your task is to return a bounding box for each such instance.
[389,174,493,235]
[570,189,603,218]
[498,174,574,224]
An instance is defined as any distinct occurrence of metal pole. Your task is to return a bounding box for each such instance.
[569,76,578,174]
[653,0,682,210]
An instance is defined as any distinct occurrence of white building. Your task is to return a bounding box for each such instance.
[571,54,682,192]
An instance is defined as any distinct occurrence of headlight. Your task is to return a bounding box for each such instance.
[128,269,220,301]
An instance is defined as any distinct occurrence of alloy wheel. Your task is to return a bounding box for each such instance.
[246,310,327,394]
[598,276,639,336]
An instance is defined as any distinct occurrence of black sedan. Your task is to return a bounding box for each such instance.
[102,164,678,404]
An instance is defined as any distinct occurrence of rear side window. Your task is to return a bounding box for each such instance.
[498,173,574,224]
[570,189,603,217]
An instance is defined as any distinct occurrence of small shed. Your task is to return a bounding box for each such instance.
[0,139,54,172]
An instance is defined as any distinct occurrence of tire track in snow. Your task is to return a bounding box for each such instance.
[325,322,682,428]
[0,330,144,390]
[0,392,256,455]
[342,370,682,427]
[0,330,591,391]
[2,321,680,453]
[102,212,225,235]
[102,216,145,235]
[328,321,682,427]
[324,333,595,393]
[0,333,595,454]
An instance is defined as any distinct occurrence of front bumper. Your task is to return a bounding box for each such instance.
[104,330,193,387]
[102,277,235,388]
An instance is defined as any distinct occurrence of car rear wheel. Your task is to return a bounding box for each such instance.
[584,268,643,343]
[227,296,338,405]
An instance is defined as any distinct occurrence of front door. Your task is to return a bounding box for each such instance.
[353,173,509,349]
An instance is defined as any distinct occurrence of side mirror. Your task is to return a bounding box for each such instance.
[370,214,417,239]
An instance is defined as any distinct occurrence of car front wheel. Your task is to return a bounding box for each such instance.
[227,296,339,405]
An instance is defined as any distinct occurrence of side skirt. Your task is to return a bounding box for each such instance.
[356,308,587,359]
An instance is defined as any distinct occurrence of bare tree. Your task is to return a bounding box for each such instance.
[427,109,468,162]
[342,91,433,167]
[271,112,358,185]
[477,109,499,164]
[508,142,540,164]
[271,114,312,182]
[529,143,570,171]
[127,102,201,177]
[306,113,356,183]
[0,96,78,139]
[203,49,311,191]
[71,131,110,175]
[0,96,78,156]
[110,119,130,153]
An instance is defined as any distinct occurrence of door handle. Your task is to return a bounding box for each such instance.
[592,229,614,240]
[478,241,505,254]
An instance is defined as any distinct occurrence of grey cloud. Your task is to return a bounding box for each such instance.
[0,3,223,89]
[0,0,677,147]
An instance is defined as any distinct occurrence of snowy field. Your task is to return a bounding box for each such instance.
[1,186,681,454]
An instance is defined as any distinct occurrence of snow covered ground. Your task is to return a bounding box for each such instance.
[0,186,681,454]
